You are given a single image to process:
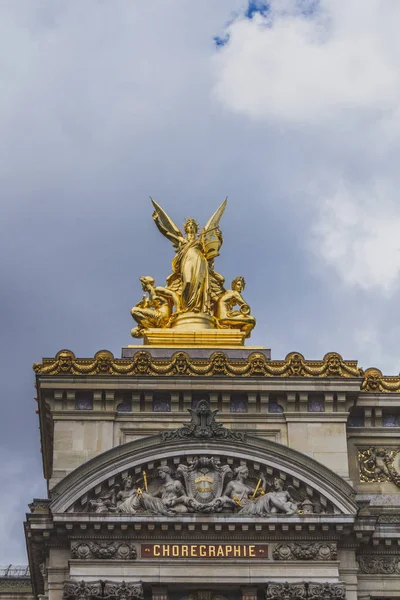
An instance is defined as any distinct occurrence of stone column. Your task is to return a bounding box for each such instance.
[171,391,180,412]
[221,392,230,412]
[248,392,257,413]
[144,392,153,412]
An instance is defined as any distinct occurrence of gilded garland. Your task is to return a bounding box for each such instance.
[33,349,362,379]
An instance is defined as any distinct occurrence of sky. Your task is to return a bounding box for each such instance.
[2,0,400,562]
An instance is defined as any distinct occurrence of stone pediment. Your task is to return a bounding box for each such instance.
[50,407,357,518]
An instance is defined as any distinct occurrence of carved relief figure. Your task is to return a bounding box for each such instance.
[221,465,262,509]
[216,277,256,337]
[239,477,300,516]
[113,476,143,515]
[145,466,191,513]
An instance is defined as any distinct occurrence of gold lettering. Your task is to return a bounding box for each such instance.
[190,545,198,557]
[172,545,179,557]
[249,545,256,557]
[153,545,161,557]
[199,545,207,557]
[209,546,216,557]
[217,545,224,557]
[225,545,232,556]
[234,546,241,557]
[162,545,170,557]
[181,545,188,557]
[243,545,247,557]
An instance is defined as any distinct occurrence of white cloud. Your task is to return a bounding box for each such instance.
[313,181,400,291]
[213,0,400,124]
[213,0,400,292]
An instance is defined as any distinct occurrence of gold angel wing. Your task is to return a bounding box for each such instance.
[204,198,227,232]
[151,198,184,250]
[202,198,227,260]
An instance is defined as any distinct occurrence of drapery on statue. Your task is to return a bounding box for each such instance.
[130,199,256,339]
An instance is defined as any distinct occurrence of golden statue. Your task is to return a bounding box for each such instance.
[130,199,256,346]
[151,199,226,315]
[216,277,256,338]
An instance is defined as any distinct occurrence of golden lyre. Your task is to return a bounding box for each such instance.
[143,471,148,493]
[250,478,262,500]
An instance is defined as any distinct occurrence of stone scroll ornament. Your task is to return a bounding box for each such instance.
[71,542,136,560]
[63,581,103,600]
[63,582,143,600]
[161,399,245,442]
[358,447,400,487]
[273,543,337,561]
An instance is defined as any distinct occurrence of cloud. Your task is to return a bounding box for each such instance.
[313,180,400,291]
[213,0,400,124]
[213,0,400,292]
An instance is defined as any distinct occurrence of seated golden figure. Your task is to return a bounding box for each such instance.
[216,277,256,338]
[131,276,179,338]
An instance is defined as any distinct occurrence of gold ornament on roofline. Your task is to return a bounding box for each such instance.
[33,349,363,379]
[129,199,256,345]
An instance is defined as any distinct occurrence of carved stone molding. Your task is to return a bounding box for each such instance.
[33,349,362,379]
[273,543,337,561]
[103,581,143,600]
[358,555,400,574]
[265,583,345,600]
[63,581,103,600]
[71,542,137,560]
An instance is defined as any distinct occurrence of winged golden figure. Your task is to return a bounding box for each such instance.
[151,199,227,315]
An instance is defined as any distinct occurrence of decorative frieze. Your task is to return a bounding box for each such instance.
[265,583,345,600]
[63,581,143,600]
[358,555,400,574]
[273,542,337,561]
[71,542,137,560]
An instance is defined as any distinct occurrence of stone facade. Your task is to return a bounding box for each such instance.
[9,346,400,600]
